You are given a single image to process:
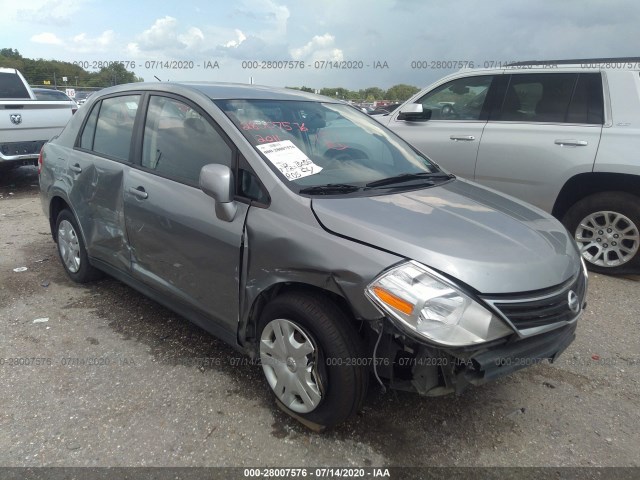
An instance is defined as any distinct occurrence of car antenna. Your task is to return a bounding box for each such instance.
[154,76,162,82]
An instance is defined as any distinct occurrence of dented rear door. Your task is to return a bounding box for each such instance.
[67,155,131,272]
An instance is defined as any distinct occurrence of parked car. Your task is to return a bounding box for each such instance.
[0,68,75,171]
[32,88,78,113]
[369,103,401,116]
[381,58,640,274]
[39,82,587,429]
[73,91,93,105]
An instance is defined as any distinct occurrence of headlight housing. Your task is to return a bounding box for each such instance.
[366,261,513,347]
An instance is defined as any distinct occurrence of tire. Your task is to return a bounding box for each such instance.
[258,291,368,429]
[55,209,103,283]
[562,192,640,274]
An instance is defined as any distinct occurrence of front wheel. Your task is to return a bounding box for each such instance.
[258,292,368,430]
[562,192,640,274]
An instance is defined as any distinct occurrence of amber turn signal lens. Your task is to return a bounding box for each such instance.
[372,286,414,315]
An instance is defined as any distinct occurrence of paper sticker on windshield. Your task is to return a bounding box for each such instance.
[256,140,323,181]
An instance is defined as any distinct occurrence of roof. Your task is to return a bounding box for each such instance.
[94,81,337,102]
[506,57,640,67]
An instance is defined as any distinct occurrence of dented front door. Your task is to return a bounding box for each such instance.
[123,168,249,329]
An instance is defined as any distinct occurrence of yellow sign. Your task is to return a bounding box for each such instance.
[43,80,51,85]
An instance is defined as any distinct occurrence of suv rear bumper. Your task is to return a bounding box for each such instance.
[0,140,46,165]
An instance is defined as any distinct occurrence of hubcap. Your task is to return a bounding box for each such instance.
[575,211,639,268]
[57,219,81,273]
[260,318,322,414]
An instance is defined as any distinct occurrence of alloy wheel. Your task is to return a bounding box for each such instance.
[575,210,640,267]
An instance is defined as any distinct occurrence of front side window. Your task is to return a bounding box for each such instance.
[91,95,140,160]
[414,76,494,121]
[142,95,232,185]
[216,99,447,195]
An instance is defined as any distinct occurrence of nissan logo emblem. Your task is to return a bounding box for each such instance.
[567,290,580,314]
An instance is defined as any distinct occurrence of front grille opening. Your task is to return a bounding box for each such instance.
[393,351,415,381]
[487,270,586,332]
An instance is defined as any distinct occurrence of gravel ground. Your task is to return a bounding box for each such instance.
[1,166,639,469]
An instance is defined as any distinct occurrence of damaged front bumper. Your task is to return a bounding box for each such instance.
[374,321,577,396]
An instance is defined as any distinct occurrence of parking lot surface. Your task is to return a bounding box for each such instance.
[1,167,639,468]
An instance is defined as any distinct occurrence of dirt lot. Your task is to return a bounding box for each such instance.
[1,166,639,469]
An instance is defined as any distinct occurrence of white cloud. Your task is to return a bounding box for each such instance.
[137,16,181,50]
[12,0,88,25]
[178,27,205,50]
[125,42,141,56]
[233,0,290,38]
[31,32,64,45]
[130,17,209,54]
[290,33,343,62]
[70,30,114,53]
[224,29,247,48]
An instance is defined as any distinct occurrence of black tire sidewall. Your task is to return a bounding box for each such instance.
[258,292,368,428]
[563,192,640,274]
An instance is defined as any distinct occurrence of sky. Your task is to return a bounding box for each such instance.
[1,0,639,91]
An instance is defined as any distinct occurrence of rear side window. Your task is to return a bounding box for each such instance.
[496,73,603,124]
[141,95,232,185]
[79,103,99,149]
[0,72,30,98]
[84,95,140,161]
[567,73,604,124]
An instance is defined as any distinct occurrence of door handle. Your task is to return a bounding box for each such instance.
[554,139,588,147]
[450,135,475,141]
[129,186,148,199]
[69,164,82,173]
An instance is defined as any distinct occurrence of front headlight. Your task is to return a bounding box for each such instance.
[366,261,513,347]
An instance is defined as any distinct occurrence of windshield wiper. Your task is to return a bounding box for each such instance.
[365,172,453,188]
[298,183,362,195]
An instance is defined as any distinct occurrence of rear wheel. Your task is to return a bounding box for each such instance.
[258,291,368,430]
[562,192,640,274]
[55,209,103,283]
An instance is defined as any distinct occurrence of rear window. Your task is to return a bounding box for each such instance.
[32,89,71,101]
[0,72,31,99]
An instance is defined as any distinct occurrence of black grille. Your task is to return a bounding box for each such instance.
[487,271,586,331]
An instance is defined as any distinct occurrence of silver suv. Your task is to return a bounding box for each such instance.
[381,58,640,274]
[39,83,586,429]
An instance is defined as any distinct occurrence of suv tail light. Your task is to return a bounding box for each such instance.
[38,147,44,174]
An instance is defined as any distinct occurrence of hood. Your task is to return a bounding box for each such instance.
[311,179,580,294]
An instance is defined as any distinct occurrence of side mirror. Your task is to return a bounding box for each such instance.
[397,104,432,122]
[199,164,237,222]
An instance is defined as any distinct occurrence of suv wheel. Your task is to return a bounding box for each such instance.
[563,192,640,274]
[55,209,103,283]
[258,292,368,430]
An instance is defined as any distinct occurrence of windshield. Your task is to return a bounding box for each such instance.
[215,99,447,194]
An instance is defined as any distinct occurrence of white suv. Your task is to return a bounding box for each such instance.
[380,58,640,274]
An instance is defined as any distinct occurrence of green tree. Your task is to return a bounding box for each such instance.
[86,63,142,87]
[385,84,420,101]
[0,48,21,58]
[319,87,353,99]
[363,87,385,100]
[286,86,315,93]
[1,48,141,88]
